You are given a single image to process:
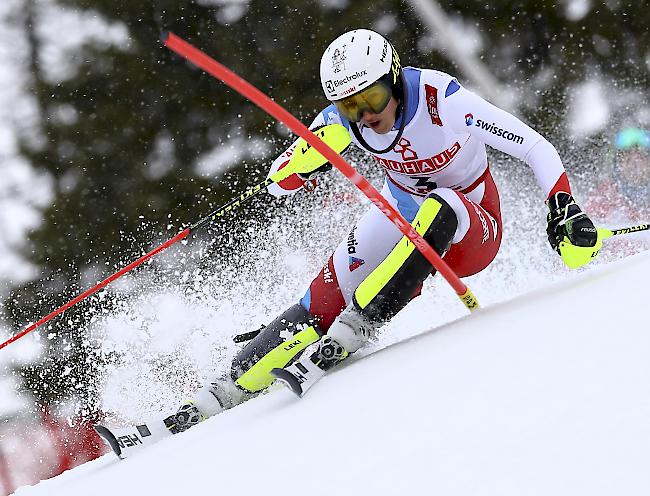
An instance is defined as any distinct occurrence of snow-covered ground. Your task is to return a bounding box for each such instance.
[13,248,650,496]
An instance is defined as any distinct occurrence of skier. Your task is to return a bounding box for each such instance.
[107,29,601,445]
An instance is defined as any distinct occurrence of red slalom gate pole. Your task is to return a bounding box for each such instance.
[162,31,479,311]
[0,229,190,351]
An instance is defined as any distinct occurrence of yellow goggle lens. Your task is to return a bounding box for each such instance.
[334,80,392,122]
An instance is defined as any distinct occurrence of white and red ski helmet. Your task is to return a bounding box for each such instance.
[319,29,401,102]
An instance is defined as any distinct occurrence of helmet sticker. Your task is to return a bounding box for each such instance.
[331,46,347,73]
[390,46,401,84]
[380,40,389,63]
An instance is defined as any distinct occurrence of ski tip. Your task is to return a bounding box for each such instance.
[160,30,171,45]
[94,425,123,459]
[271,368,304,397]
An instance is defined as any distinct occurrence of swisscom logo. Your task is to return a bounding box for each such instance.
[465,114,524,145]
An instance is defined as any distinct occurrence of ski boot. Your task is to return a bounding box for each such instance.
[271,304,374,396]
[164,377,253,433]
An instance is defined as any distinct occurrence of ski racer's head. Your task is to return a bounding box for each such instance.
[320,29,403,135]
[612,127,650,202]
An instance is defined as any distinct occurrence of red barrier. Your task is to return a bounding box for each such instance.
[0,445,14,496]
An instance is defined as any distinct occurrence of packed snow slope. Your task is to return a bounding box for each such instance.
[15,250,650,496]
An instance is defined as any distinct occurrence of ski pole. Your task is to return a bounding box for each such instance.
[600,223,649,239]
[560,222,649,268]
[162,31,481,313]
[0,126,351,351]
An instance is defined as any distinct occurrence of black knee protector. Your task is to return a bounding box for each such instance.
[353,193,458,323]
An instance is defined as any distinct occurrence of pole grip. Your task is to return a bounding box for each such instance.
[607,223,649,237]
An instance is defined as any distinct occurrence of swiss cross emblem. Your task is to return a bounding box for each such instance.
[393,137,418,161]
[425,84,443,126]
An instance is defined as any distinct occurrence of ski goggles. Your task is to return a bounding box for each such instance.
[614,127,650,150]
[334,78,393,122]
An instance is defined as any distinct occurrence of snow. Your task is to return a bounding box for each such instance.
[35,0,130,84]
[0,322,42,416]
[0,0,130,290]
[568,78,610,138]
[0,0,50,289]
[194,135,270,176]
[563,0,592,21]
[14,249,650,496]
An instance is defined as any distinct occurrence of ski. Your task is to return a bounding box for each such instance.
[95,419,173,459]
[271,357,327,397]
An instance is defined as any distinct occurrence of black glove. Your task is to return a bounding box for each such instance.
[546,192,597,252]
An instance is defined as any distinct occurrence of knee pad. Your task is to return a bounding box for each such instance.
[420,193,458,253]
[353,194,458,323]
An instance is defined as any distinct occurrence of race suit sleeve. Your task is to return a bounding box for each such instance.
[267,104,350,197]
[439,82,571,198]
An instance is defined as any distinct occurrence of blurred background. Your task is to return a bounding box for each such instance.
[0,0,649,492]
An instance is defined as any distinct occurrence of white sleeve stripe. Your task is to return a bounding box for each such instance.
[524,138,565,197]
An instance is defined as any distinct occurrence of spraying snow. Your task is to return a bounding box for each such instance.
[14,246,650,496]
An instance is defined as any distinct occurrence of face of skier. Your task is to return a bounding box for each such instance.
[359,96,399,134]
